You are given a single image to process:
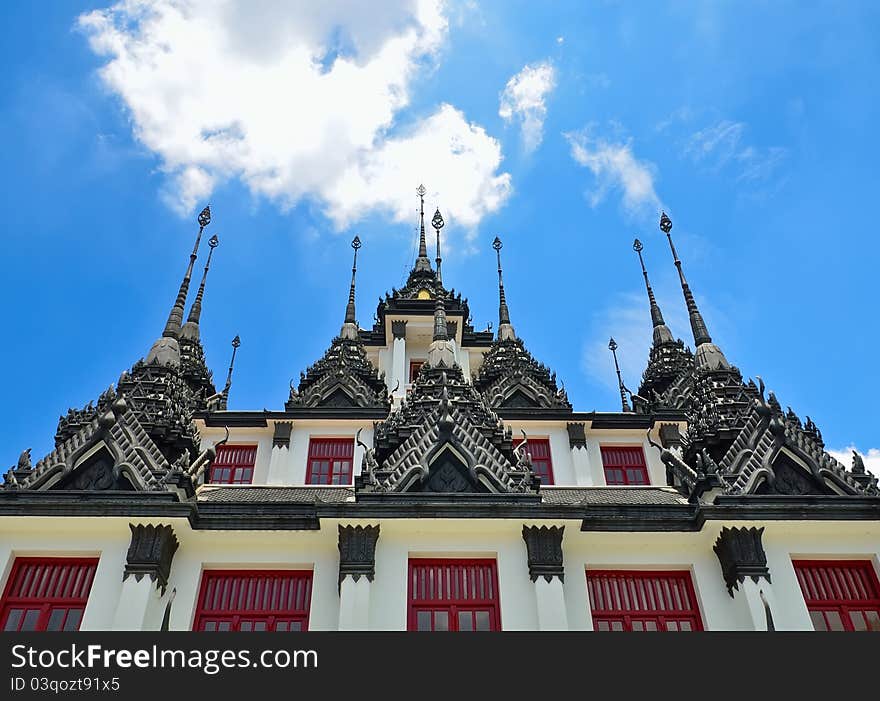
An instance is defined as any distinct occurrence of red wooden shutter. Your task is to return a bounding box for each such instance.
[194,570,313,632]
[306,438,354,485]
[513,438,554,485]
[1,557,98,631]
[793,560,880,631]
[600,446,649,485]
[407,559,501,631]
[587,570,703,631]
[209,445,257,485]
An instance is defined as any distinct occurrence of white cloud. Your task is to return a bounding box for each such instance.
[565,128,661,215]
[828,446,880,478]
[78,0,511,229]
[499,61,556,152]
[685,119,785,182]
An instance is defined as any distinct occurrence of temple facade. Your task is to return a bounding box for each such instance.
[2,192,879,632]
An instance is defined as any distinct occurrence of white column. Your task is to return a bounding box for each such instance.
[392,334,406,402]
[571,446,593,486]
[534,577,569,630]
[735,578,777,631]
[111,578,167,631]
[338,576,372,631]
[266,445,289,484]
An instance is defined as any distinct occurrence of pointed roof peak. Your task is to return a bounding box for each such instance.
[493,236,516,340]
[181,233,219,341]
[341,235,362,339]
[632,237,673,346]
[414,184,432,272]
[608,337,632,412]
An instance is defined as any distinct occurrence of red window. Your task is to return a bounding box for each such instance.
[194,570,312,632]
[793,560,880,631]
[408,559,501,631]
[513,438,554,485]
[409,360,424,383]
[1,558,98,632]
[601,446,649,485]
[208,445,257,485]
[587,570,703,631]
[306,438,354,485]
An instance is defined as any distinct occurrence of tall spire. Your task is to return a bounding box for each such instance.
[146,205,211,365]
[633,238,674,346]
[181,234,219,341]
[223,335,241,398]
[660,211,730,371]
[427,288,456,367]
[341,236,362,340]
[493,237,516,341]
[414,184,432,272]
[433,207,444,284]
[608,337,632,412]
[163,205,211,339]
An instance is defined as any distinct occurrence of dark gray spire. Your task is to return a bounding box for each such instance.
[414,184,432,272]
[343,236,361,329]
[493,236,516,341]
[427,287,455,367]
[633,238,674,346]
[433,294,448,342]
[608,337,632,412]
[181,234,219,341]
[433,207,445,284]
[660,211,729,371]
[223,335,240,398]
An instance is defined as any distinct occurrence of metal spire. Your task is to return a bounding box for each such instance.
[414,184,432,272]
[181,234,219,340]
[633,238,674,346]
[608,337,632,412]
[432,207,445,284]
[493,236,516,340]
[344,236,361,325]
[162,205,211,339]
[660,211,712,347]
[222,335,241,397]
[433,293,448,342]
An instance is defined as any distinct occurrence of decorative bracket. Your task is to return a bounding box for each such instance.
[713,526,770,597]
[391,320,407,340]
[124,523,179,594]
[338,524,380,588]
[522,525,565,582]
[566,423,586,450]
[272,421,293,449]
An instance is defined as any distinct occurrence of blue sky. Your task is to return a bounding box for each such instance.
[1,0,878,472]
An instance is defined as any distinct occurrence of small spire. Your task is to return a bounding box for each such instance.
[414,184,432,272]
[493,236,516,341]
[608,337,632,412]
[342,236,361,336]
[660,211,729,371]
[427,290,456,367]
[162,205,211,339]
[433,294,448,342]
[433,207,445,284]
[181,234,219,340]
[633,238,673,346]
[223,335,241,397]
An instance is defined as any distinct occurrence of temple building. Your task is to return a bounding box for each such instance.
[1,190,879,633]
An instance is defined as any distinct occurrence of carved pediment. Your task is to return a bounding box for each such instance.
[50,447,136,491]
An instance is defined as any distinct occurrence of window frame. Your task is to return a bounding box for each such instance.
[193,569,313,632]
[599,445,650,486]
[1,557,99,632]
[512,437,555,486]
[409,360,425,384]
[586,569,704,632]
[207,444,258,485]
[407,558,502,632]
[793,559,880,632]
[305,437,355,486]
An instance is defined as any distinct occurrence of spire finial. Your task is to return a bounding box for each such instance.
[608,337,632,412]
[161,205,211,339]
[223,334,240,397]
[344,235,361,326]
[432,207,445,284]
[414,184,432,271]
[493,236,516,340]
[183,234,219,337]
[659,211,712,347]
[633,238,674,346]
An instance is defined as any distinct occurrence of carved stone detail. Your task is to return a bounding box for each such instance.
[446,320,458,338]
[391,320,407,340]
[713,526,770,597]
[124,523,179,593]
[272,421,293,449]
[566,423,586,450]
[522,525,564,582]
[659,423,682,449]
[338,524,380,586]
